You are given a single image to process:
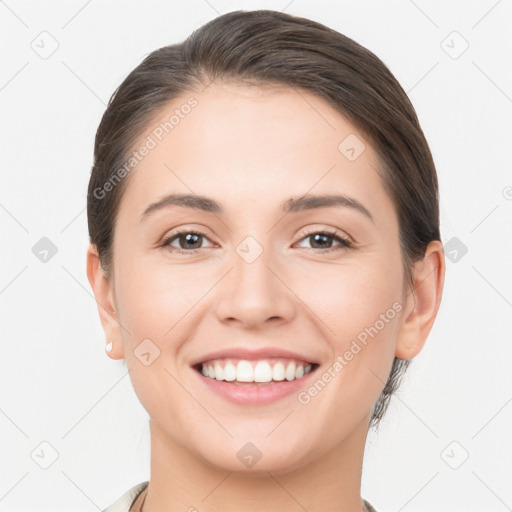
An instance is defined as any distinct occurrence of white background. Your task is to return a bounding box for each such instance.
[0,0,511,510]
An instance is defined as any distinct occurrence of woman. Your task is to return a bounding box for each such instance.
[87,9,445,512]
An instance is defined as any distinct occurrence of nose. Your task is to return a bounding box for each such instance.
[214,244,297,329]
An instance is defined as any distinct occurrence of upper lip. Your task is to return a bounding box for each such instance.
[190,347,320,367]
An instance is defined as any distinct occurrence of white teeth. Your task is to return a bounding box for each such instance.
[272,362,285,381]
[236,361,253,382]
[224,362,236,381]
[254,361,273,382]
[199,359,314,383]
[214,362,224,381]
[285,362,296,381]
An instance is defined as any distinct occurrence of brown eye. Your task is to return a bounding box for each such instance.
[296,231,353,252]
[162,229,213,253]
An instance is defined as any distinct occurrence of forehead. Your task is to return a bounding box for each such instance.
[117,82,395,226]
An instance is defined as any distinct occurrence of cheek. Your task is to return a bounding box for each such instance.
[114,254,213,344]
[297,263,402,423]
[113,258,201,412]
[298,258,403,343]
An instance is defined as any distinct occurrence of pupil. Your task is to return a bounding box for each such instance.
[312,233,330,248]
[183,233,201,249]
[178,233,333,250]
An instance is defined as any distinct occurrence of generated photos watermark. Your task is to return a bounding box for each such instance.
[297,301,403,405]
[93,96,198,200]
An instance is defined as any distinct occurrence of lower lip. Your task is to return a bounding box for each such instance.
[193,367,318,405]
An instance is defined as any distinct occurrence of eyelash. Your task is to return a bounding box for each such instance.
[161,228,353,255]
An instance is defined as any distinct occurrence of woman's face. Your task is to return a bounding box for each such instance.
[103,82,414,472]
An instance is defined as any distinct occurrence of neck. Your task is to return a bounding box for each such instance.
[143,415,371,512]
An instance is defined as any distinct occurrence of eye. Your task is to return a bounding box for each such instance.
[295,229,353,253]
[161,228,353,255]
[161,229,214,254]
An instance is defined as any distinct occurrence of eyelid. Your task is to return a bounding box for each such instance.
[161,224,354,254]
[295,225,354,244]
[160,226,215,249]
[159,224,217,245]
[293,228,354,252]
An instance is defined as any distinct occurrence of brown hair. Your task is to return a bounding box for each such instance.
[87,9,441,429]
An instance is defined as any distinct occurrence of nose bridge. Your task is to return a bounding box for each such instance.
[235,235,274,291]
[215,232,295,327]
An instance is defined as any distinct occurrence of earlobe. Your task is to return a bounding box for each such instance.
[395,240,446,360]
[86,244,125,359]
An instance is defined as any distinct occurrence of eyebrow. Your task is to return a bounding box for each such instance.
[140,193,374,223]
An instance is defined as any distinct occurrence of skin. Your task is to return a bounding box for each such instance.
[87,81,445,512]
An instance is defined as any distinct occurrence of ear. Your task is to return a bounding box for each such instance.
[86,243,125,360]
[395,240,446,360]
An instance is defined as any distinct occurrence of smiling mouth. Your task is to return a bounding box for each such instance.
[193,358,320,385]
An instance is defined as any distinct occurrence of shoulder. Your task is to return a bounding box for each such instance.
[102,481,149,512]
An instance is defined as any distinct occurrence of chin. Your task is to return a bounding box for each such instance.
[194,436,313,476]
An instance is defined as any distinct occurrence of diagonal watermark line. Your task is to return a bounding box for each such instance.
[266,164,337,235]
[280,0,295,13]
[201,471,232,502]
[369,367,439,438]
[60,265,132,335]
[470,204,499,233]
[471,395,512,439]
[471,0,504,29]
[164,267,233,336]
[472,470,512,510]
[0,202,29,233]
[0,0,29,28]
[202,0,221,15]
[0,472,29,504]
[404,264,439,302]
[266,265,337,335]
[61,61,107,106]
[407,62,439,95]
[397,472,439,511]
[164,163,232,233]
[199,75,215,94]
[0,407,29,438]
[293,85,337,130]
[408,0,439,28]
[61,0,93,29]
[61,471,101,510]
[0,265,28,296]
[471,265,512,308]
[472,61,512,104]
[0,61,29,92]
[164,367,234,438]
[265,409,295,437]
[60,206,86,233]
[266,472,308,511]
[61,370,131,439]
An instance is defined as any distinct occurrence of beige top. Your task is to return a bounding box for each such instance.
[128,484,147,512]
[102,482,148,512]
[103,481,378,511]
